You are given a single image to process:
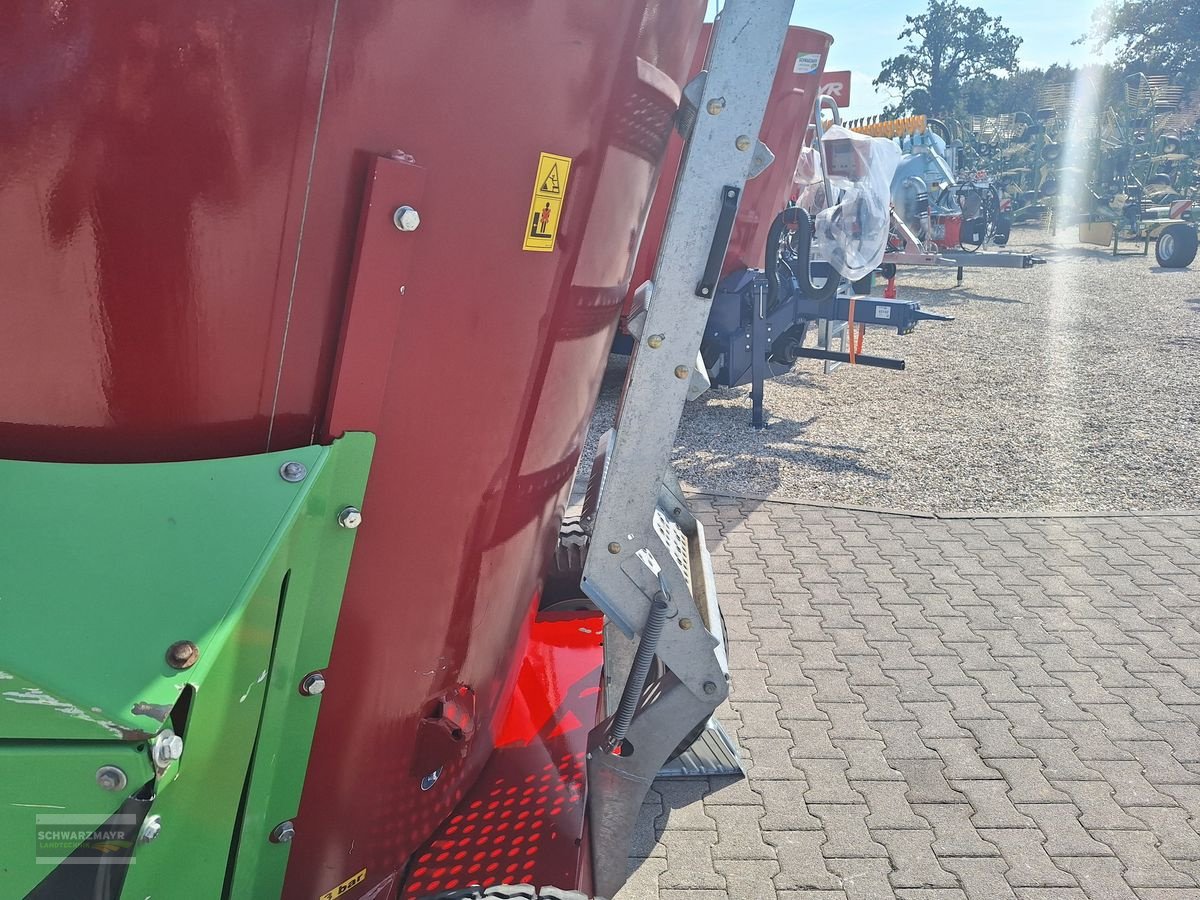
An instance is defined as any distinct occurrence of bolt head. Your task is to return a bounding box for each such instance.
[139,815,163,843]
[679,618,693,630]
[279,461,308,483]
[393,205,421,232]
[607,542,621,555]
[706,97,726,116]
[96,766,128,792]
[300,672,326,696]
[337,506,363,529]
[736,134,752,151]
[647,334,664,349]
[165,640,199,670]
[703,681,718,695]
[674,365,689,380]
[155,731,184,764]
[270,820,296,844]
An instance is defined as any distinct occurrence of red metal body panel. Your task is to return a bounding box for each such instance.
[622,23,833,326]
[401,613,605,899]
[820,70,853,107]
[1,1,704,897]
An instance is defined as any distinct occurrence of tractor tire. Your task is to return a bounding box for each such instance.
[540,514,597,612]
[417,886,604,900]
[1155,224,1198,268]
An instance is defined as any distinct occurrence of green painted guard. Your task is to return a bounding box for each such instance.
[0,434,375,899]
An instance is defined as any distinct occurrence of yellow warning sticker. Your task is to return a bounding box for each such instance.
[523,152,572,252]
[319,868,367,900]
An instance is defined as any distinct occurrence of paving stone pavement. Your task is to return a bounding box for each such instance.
[614,496,1200,900]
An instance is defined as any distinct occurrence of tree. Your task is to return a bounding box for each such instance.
[1084,0,1200,87]
[875,0,1023,117]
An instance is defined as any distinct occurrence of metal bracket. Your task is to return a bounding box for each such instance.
[696,185,742,298]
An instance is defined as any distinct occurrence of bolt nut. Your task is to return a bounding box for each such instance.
[607,542,621,555]
[279,461,308,483]
[703,681,718,695]
[674,365,689,379]
[735,134,752,151]
[165,640,199,670]
[679,618,693,630]
[270,820,296,844]
[337,506,363,529]
[152,730,184,768]
[96,766,128,792]
[300,673,326,696]
[139,815,163,844]
[393,206,421,232]
[647,334,665,349]
[706,97,726,115]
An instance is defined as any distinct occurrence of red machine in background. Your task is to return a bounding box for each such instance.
[618,22,834,340]
[0,3,799,900]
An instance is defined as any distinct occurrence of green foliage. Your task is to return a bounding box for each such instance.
[1085,0,1200,86]
[875,0,1022,117]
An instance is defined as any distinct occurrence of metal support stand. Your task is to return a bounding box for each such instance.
[750,278,770,429]
[578,3,795,896]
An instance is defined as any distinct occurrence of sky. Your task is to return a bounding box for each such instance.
[704,0,1111,119]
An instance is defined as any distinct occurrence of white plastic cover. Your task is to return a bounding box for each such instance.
[792,146,827,215]
[813,125,903,280]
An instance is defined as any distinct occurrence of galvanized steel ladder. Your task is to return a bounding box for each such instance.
[579,2,796,895]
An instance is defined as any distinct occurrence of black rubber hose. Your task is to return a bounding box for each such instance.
[765,207,840,310]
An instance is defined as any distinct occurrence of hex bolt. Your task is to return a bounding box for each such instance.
[679,618,693,630]
[300,673,326,696]
[393,206,421,232]
[165,640,199,670]
[279,461,308,483]
[703,681,718,695]
[269,821,296,844]
[674,365,689,379]
[139,815,163,844]
[420,768,443,792]
[152,730,184,769]
[735,134,752,151]
[647,334,665,349]
[706,97,726,116]
[607,542,621,555]
[96,766,128,792]
[337,506,363,529]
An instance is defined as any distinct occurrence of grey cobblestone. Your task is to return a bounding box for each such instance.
[618,505,1200,900]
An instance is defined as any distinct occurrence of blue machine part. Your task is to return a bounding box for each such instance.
[700,264,951,428]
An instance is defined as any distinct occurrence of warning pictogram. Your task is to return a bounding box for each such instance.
[540,165,562,194]
[523,152,572,252]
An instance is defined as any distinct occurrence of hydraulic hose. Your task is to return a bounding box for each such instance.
[765,207,840,312]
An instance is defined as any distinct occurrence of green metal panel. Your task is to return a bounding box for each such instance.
[0,743,155,896]
[0,434,375,899]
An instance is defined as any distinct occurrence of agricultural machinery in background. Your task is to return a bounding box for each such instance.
[1074,74,1199,267]
[0,2,814,899]
[616,35,952,430]
[841,113,1044,286]
[977,73,1199,267]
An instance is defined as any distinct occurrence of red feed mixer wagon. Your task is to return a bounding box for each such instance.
[0,2,800,900]
[617,22,835,342]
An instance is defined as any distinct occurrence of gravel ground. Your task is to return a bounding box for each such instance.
[583,224,1200,513]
